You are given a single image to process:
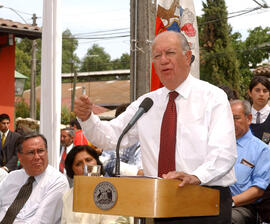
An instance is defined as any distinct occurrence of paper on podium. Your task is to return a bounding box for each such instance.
[73,176,219,218]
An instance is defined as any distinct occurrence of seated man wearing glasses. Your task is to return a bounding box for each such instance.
[0,133,69,223]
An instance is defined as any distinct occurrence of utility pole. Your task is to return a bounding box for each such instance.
[130,0,156,101]
[30,13,37,119]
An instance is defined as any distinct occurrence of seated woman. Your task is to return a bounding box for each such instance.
[61,145,133,224]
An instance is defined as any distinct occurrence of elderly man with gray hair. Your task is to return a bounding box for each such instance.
[59,128,75,174]
[74,31,237,224]
[230,99,270,224]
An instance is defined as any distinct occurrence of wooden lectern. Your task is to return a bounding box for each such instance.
[73,176,219,219]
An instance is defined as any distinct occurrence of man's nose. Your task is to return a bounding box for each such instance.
[160,53,169,63]
[33,151,41,159]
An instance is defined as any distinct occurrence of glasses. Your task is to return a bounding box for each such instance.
[21,148,47,158]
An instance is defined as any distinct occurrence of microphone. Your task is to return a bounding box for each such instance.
[122,97,153,136]
[115,97,153,176]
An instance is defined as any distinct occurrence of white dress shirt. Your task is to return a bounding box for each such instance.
[60,144,74,160]
[0,129,9,140]
[80,75,237,186]
[0,168,8,183]
[0,165,69,223]
[251,104,270,124]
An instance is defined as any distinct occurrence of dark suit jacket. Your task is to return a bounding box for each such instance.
[0,131,20,171]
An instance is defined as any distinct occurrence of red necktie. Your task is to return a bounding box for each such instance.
[158,91,178,177]
[59,147,67,173]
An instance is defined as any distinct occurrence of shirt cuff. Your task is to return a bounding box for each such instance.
[117,162,139,176]
[2,166,9,173]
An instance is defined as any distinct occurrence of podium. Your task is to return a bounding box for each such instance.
[73,176,219,219]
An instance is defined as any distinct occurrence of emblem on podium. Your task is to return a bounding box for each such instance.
[93,181,118,210]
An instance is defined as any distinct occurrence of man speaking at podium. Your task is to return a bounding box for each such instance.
[74,31,237,224]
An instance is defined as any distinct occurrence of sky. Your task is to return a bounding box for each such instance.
[0,0,270,60]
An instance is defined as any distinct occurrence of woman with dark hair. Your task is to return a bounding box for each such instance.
[248,76,270,144]
[64,144,104,179]
[61,145,132,224]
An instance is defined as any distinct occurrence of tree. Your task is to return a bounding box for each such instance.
[230,26,270,97]
[62,29,80,73]
[80,44,112,71]
[244,27,270,68]
[15,30,80,90]
[15,38,42,90]
[199,0,241,93]
[111,53,130,69]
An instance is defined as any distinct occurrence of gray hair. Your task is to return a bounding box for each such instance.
[152,31,191,53]
[230,99,251,116]
[61,128,75,138]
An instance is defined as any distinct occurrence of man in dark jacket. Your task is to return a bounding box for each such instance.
[0,114,20,172]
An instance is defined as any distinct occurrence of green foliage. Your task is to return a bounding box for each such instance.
[15,99,69,126]
[244,27,270,68]
[231,27,270,70]
[15,99,41,120]
[80,44,112,71]
[111,53,130,69]
[36,101,40,120]
[61,106,71,125]
[199,0,241,94]
[230,27,270,98]
[15,38,42,90]
[62,29,80,73]
[15,48,31,89]
[15,99,30,118]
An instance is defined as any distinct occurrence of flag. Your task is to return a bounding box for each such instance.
[150,0,200,91]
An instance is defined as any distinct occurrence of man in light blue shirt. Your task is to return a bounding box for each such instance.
[230,100,270,224]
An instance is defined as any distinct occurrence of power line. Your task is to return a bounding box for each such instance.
[73,28,129,36]
[251,0,269,8]
[0,5,42,25]
[64,34,130,40]
[199,6,264,25]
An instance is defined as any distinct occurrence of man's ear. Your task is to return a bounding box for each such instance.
[247,113,252,125]
[185,50,192,65]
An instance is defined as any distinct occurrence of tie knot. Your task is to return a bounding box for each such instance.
[169,91,179,101]
[28,176,35,184]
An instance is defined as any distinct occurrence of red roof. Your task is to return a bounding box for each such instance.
[22,80,130,114]
[0,18,41,39]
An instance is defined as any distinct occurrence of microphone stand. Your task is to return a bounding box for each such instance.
[115,128,146,224]
[115,125,130,177]
[134,217,146,224]
[114,98,153,223]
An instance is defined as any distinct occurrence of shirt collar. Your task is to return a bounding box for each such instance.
[24,165,48,184]
[161,74,192,100]
[66,144,73,154]
[252,104,270,114]
[1,130,9,137]
[236,129,253,148]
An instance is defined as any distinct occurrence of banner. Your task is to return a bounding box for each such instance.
[150,0,200,91]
